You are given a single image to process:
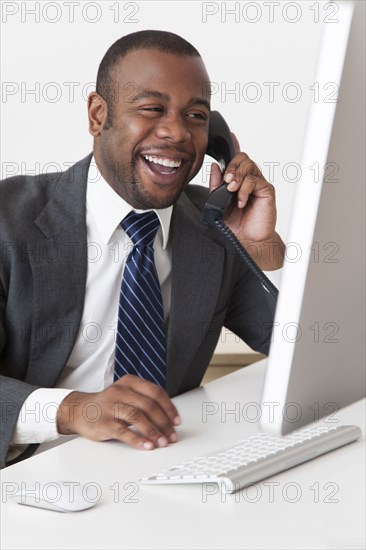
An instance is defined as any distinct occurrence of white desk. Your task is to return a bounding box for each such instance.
[1,360,365,550]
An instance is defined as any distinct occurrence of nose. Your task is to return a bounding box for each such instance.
[155,113,191,144]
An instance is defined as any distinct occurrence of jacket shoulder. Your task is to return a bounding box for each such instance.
[0,155,92,237]
[184,184,210,212]
[1,172,60,217]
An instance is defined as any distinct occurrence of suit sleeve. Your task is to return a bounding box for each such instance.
[184,184,278,356]
[0,377,40,468]
[0,285,40,468]
[223,254,278,355]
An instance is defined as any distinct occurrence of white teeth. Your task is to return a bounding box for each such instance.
[143,155,182,168]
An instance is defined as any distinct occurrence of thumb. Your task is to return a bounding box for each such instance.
[209,162,223,193]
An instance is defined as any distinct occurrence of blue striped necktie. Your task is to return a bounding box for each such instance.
[114,210,166,386]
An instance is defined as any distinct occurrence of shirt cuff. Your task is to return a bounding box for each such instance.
[11,388,76,444]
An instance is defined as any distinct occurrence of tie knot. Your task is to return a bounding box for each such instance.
[121,210,160,246]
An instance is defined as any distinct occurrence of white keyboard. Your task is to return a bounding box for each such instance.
[140,425,361,493]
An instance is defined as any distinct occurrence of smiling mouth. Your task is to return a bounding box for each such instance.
[140,154,184,176]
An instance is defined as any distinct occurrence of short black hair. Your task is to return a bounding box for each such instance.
[96,30,201,129]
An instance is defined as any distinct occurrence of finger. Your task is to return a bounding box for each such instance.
[224,157,262,192]
[115,375,181,426]
[236,175,272,209]
[208,162,223,192]
[110,419,157,450]
[113,394,178,445]
[236,176,259,209]
[113,402,173,448]
[223,153,251,187]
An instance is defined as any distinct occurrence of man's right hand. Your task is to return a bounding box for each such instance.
[56,374,181,450]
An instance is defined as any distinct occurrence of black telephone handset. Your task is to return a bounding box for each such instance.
[201,111,278,299]
[201,111,237,226]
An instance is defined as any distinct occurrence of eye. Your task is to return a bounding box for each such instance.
[137,106,165,118]
[187,111,209,122]
[188,112,205,119]
[142,107,164,112]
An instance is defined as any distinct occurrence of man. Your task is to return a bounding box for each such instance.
[0,30,284,468]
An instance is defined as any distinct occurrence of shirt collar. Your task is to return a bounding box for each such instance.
[87,156,172,249]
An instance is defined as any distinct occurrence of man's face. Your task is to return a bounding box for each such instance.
[90,49,211,209]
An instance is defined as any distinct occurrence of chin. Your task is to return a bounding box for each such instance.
[132,185,186,210]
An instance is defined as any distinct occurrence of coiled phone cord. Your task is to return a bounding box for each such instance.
[213,219,279,300]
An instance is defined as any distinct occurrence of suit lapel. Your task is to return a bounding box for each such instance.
[26,156,91,386]
[165,192,226,396]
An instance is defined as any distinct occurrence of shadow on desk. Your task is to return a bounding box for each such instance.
[201,353,265,385]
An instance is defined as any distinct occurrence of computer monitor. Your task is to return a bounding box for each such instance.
[260,0,365,435]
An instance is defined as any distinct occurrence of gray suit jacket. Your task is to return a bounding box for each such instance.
[0,154,276,467]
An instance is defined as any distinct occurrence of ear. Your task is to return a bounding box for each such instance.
[88,92,108,136]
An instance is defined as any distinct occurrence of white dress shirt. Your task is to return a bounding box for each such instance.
[8,158,172,458]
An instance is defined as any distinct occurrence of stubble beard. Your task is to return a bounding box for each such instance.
[114,156,187,210]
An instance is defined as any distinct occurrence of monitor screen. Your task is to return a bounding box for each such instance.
[260,0,365,435]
